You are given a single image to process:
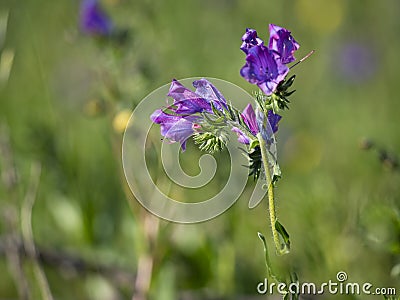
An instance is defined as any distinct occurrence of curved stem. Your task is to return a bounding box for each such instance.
[256,132,287,255]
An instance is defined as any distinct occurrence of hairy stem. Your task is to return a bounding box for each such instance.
[256,132,286,255]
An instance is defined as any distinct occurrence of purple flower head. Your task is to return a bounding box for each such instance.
[80,0,113,37]
[151,110,200,151]
[151,78,227,150]
[240,28,264,54]
[240,45,289,95]
[167,79,211,114]
[193,79,228,111]
[268,24,300,64]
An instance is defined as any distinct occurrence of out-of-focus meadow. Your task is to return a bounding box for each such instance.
[0,0,399,299]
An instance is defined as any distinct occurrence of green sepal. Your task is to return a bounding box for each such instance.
[210,101,223,117]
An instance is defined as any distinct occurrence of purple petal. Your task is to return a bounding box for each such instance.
[267,110,282,133]
[268,24,299,64]
[241,103,258,135]
[240,28,264,54]
[168,79,211,114]
[256,109,282,142]
[192,78,227,111]
[240,45,289,95]
[232,127,250,144]
[80,0,112,36]
[151,109,199,150]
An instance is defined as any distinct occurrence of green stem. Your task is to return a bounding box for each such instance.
[256,132,286,255]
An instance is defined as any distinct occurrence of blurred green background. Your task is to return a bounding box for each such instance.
[0,0,399,299]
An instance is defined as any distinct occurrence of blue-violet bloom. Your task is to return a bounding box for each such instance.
[240,24,299,95]
[240,45,289,95]
[268,24,300,64]
[80,0,113,36]
[151,79,227,150]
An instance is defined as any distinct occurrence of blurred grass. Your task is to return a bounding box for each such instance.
[0,0,399,299]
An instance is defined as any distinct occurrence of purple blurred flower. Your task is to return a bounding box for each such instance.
[232,103,281,144]
[240,45,289,95]
[240,28,264,54]
[336,42,376,83]
[268,24,300,64]
[80,0,112,37]
[151,79,227,150]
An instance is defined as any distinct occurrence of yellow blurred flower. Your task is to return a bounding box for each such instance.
[112,109,132,133]
[84,98,106,117]
[295,0,345,34]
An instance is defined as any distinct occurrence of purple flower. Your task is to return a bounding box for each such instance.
[151,78,227,150]
[193,78,228,111]
[240,28,264,54]
[240,45,289,95]
[268,24,299,64]
[232,103,281,144]
[240,24,299,95]
[80,0,112,37]
[167,79,211,114]
[151,110,200,151]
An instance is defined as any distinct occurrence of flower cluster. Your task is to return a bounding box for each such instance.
[150,79,227,151]
[240,24,299,96]
[151,78,283,153]
[151,24,299,158]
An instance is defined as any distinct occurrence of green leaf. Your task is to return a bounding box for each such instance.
[257,232,275,279]
[275,220,290,253]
